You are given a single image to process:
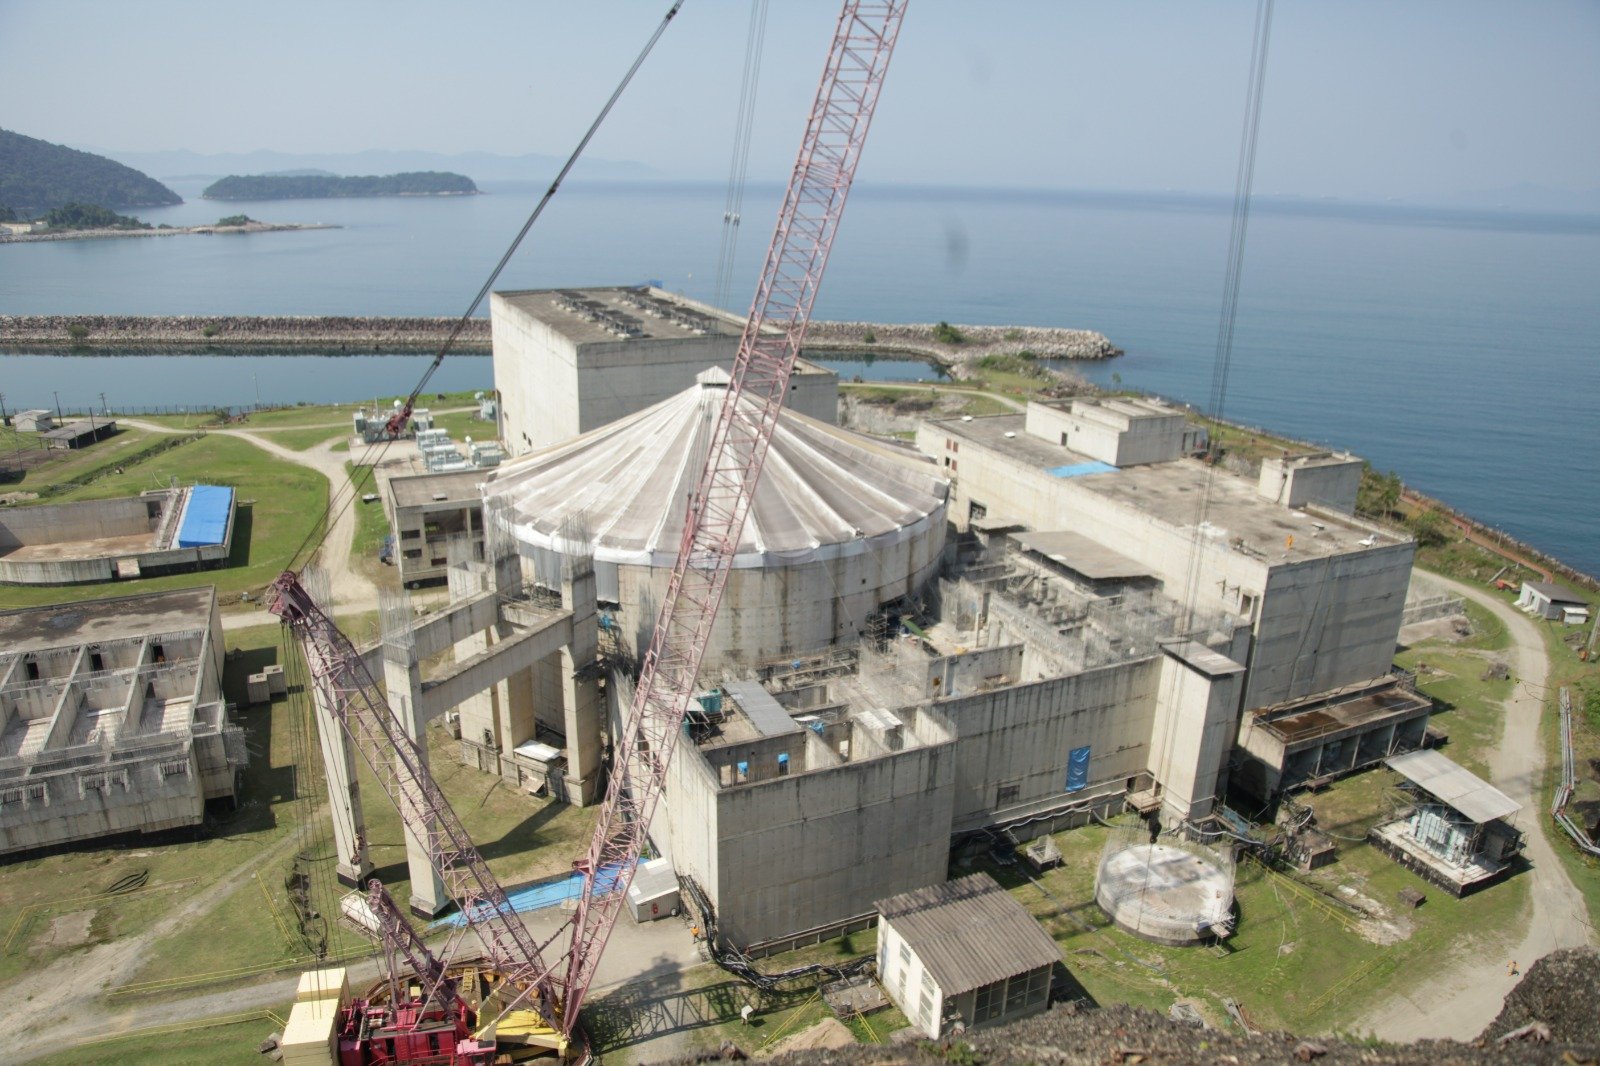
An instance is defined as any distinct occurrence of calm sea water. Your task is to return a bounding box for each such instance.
[3,179,1596,576]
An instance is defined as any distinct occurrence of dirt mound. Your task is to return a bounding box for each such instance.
[1484,947,1600,1046]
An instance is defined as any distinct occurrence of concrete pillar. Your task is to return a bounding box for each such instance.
[310,680,374,886]
[382,643,449,919]
[561,547,603,806]
[1149,640,1245,829]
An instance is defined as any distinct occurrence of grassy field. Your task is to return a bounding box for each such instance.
[0,434,328,611]
[28,1007,291,1066]
[2,425,169,496]
[983,801,1528,1037]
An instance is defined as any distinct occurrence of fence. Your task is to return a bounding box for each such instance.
[1552,687,1600,858]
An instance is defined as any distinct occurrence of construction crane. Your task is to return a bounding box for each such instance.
[269,2,906,1060]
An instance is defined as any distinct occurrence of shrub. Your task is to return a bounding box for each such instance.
[66,323,90,341]
[201,324,219,338]
[933,320,965,345]
[862,328,876,344]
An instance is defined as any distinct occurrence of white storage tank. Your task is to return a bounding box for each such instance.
[485,368,948,668]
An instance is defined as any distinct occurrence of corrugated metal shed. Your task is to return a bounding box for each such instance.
[724,680,799,737]
[877,873,1059,996]
[1387,749,1520,824]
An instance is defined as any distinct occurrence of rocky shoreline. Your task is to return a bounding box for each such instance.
[0,315,1123,364]
[0,221,336,245]
[0,314,492,352]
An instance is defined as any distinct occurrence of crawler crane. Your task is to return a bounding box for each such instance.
[268,3,907,1062]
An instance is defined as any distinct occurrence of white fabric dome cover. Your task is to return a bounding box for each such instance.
[484,368,948,569]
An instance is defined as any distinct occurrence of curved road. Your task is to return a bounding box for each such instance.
[1359,573,1593,1041]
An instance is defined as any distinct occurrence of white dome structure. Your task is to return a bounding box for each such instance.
[484,368,949,667]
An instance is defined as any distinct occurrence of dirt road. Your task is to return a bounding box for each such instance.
[1358,574,1594,1041]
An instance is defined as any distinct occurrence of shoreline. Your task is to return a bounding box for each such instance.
[0,315,1122,366]
[0,222,337,245]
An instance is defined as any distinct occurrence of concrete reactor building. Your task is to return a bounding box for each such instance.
[490,286,838,454]
[484,367,948,668]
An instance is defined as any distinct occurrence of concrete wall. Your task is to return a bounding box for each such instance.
[555,511,945,670]
[492,292,838,456]
[0,495,155,549]
[1247,543,1412,708]
[1258,456,1363,514]
[878,918,948,1038]
[1147,645,1244,824]
[939,657,1160,830]
[667,710,956,947]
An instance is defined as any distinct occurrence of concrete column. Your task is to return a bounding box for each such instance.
[1149,641,1245,829]
[382,644,449,919]
[310,680,373,886]
[561,551,603,806]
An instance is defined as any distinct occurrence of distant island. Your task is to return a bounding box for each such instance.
[201,171,479,201]
[1,212,335,245]
[0,128,181,217]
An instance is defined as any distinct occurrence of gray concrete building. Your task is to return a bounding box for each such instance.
[385,470,486,587]
[490,286,838,455]
[916,399,1414,714]
[0,485,235,585]
[0,587,246,855]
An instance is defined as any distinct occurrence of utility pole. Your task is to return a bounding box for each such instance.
[99,392,109,417]
[52,390,62,422]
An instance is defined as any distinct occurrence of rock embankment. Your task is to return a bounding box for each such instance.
[0,315,491,352]
[0,222,333,244]
[807,320,1122,362]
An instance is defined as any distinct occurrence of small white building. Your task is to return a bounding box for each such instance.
[1516,581,1590,625]
[14,409,54,432]
[876,873,1060,1038]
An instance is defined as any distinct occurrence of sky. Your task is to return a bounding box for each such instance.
[2,0,1598,203]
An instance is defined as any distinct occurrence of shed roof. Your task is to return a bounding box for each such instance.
[1386,749,1520,824]
[1524,581,1586,606]
[724,680,799,737]
[877,873,1059,996]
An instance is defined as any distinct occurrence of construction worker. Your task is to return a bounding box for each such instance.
[1508,960,1519,977]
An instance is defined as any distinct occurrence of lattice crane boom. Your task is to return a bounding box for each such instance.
[560,0,908,1030]
[268,573,565,1033]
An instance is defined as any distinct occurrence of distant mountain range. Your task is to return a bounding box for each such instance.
[0,129,181,215]
[99,147,655,183]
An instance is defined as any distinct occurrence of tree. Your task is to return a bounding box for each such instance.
[933,320,965,345]
[1357,465,1403,519]
[1407,509,1450,548]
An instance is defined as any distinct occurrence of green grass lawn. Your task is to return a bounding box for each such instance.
[3,426,165,496]
[27,1007,291,1066]
[985,799,1528,1037]
[0,434,328,610]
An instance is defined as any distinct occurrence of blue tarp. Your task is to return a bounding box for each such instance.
[1047,461,1117,479]
[176,485,233,548]
[1066,745,1091,792]
[430,860,636,929]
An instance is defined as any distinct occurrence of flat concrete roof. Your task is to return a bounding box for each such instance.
[495,286,739,347]
[388,470,487,509]
[1254,677,1431,744]
[0,586,215,653]
[935,414,1406,562]
[1013,530,1151,581]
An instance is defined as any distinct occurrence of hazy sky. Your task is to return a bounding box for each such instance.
[2,1,1597,200]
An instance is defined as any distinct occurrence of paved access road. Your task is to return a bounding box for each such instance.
[1358,573,1594,1041]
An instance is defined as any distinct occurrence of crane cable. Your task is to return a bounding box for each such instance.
[711,0,770,313]
[287,0,687,572]
[1142,0,1274,894]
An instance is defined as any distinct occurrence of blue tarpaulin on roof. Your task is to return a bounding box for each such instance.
[429,860,636,928]
[1047,461,1117,479]
[176,485,233,548]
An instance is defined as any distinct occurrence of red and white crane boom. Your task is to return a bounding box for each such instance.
[559,0,907,1031]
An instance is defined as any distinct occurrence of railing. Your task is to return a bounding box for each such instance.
[1552,687,1600,857]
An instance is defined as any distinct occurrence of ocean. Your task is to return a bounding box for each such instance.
[2,178,1596,576]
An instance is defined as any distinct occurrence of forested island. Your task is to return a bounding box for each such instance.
[0,128,180,216]
[202,171,478,200]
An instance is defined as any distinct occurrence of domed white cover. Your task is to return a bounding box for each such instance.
[484,368,948,569]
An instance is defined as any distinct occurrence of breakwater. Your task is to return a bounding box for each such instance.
[806,320,1122,363]
[0,315,492,352]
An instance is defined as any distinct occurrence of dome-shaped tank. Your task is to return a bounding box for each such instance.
[483,368,949,667]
